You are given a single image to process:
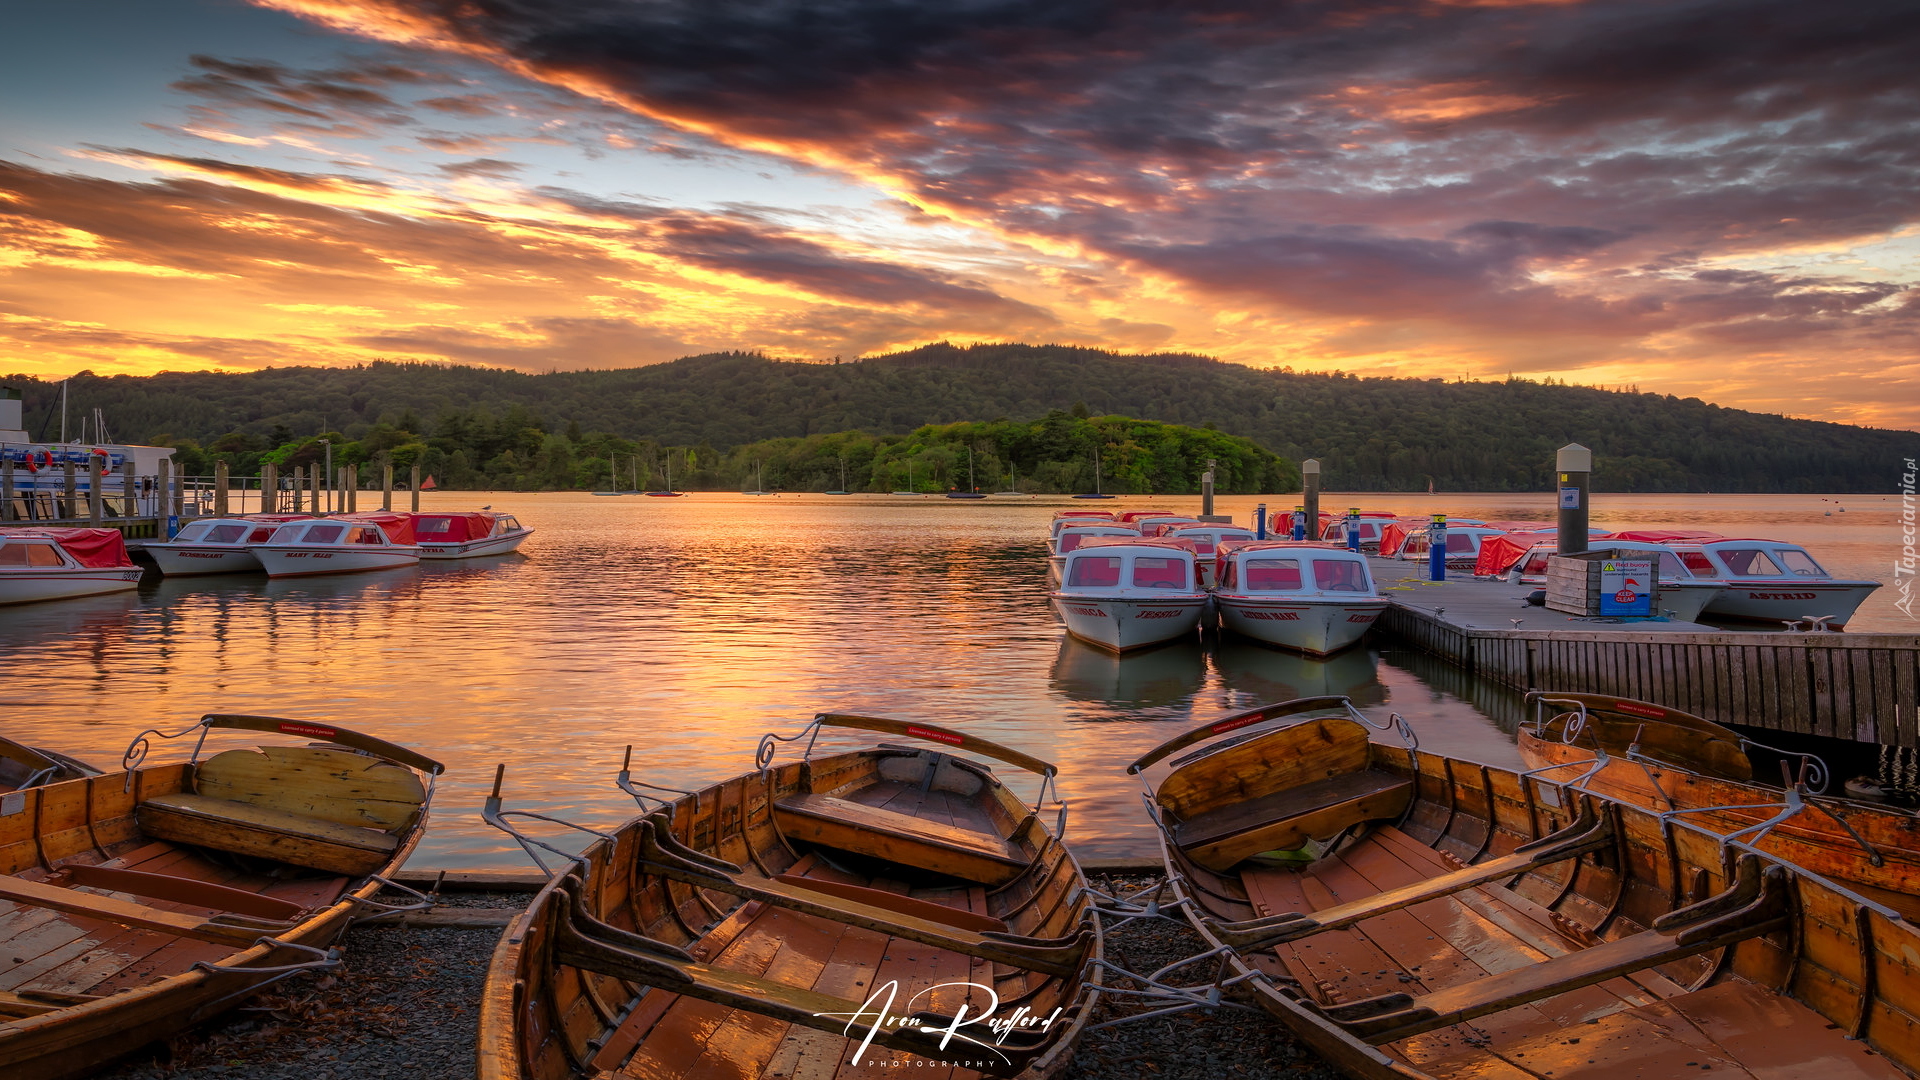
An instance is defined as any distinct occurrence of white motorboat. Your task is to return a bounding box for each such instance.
[0,527,144,605]
[390,511,533,559]
[251,514,421,578]
[1048,509,1117,540]
[1492,536,1728,622]
[1049,537,1209,652]
[1048,522,1139,583]
[145,514,307,576]
[1669,538,1881,627]
[1160,524,1258,587]
[1388,524,1509,571]
[1212,541,1387,656]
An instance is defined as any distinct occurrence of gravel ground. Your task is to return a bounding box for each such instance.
[93,879,1342,1080]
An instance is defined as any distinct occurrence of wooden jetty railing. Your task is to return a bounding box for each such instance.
[1378,605,1920,745]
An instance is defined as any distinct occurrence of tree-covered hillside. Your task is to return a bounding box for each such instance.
[7,343,1912,491]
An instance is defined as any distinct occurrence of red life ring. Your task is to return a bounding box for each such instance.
[23,448,53,473]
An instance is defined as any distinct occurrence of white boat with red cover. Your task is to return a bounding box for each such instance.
[1212,541,1386,656]
[1162,523,1258,587]
[252,514,421,578]
[146,514,308,576]
[0,527,144,605]
[1670,538,1881,627]
[1049,537,1209,652]
[1483,534,1727,622]
[399,511,533,559]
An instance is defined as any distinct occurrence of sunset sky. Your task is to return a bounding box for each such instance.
[2,0,1916,427]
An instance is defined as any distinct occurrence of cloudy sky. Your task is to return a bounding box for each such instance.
[3,0,1916,426]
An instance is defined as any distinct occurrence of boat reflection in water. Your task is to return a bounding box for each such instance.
[1049,632,1207,711]
[1210,636,1386,707]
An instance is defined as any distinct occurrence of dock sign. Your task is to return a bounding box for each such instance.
[1599,559,1653,616]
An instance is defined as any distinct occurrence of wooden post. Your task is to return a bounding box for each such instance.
[214,461,229,517]
[410,465,421,511]
[382,463,393,510]
[120,457,135,518]
[264,463,280,514]
[156,457,171,535]
[1301,458,1321,541]
[88,455,103,524]
[346,466,358,512]
[1200,457,1216,518]
[63,460,76,519]
[1,457,12,521]
[1556,443,1591,556]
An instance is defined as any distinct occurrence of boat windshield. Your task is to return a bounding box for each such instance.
[203,523,247,543]
[1243,558,1304,591]
[1677,550,1717,575]
[172,522,210,542]
[302,524,346,545]
[1313,560,1371,592]
[1775,548,1828,577]
[1068,557,1122,588]
[496,516,520,532]
[1132,557,1189,590]
[1716,548,1783,576]
[1444,533,1480,553]
[344,526,385,545]
[0,542,64,568]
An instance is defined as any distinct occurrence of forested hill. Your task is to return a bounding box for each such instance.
[8,343,1914,492]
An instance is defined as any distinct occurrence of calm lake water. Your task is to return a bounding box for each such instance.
[1,491,1909,869]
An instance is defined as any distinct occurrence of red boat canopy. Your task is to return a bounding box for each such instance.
[1268,510,1333,535]
[408,512,497,543]
[1481,520,1551,533]
[0,526,133,568]
[1050,510,1115,522]
[1474,531,1553,576]
[1376,519,1433,557]
[338,512,418,544]
[1608,529,1725,543]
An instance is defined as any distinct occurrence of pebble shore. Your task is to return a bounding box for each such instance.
[95,878,1341,1080]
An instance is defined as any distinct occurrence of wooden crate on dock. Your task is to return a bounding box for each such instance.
[1545,554,1602,615]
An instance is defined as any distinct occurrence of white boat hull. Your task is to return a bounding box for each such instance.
[1216,596,1387,656]
[0,567,143,605]
[253,545,422,578]
[145,544,264,576]
[1702,580,1880,626]
[418,528,533,560]
[1651,581,1723,623]
[1049,593,1208,652]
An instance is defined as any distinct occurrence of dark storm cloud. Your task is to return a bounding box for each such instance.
[312,0,1919,351]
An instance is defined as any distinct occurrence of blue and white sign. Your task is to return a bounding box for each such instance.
[1598,559,1653,616]
[1558,486,1580,509]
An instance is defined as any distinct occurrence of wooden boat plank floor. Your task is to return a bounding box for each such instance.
[615,857,994,1080]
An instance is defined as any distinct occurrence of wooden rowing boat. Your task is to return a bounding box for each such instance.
[1518,691,1920,919]
[0,714,443,1080]
[479,714,1102,1080]
[0,737,99,793]
[1132,695,1920,1080]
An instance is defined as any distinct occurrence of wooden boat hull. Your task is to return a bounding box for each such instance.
[0,567,142,605]
[1048,593,1207,652]
[144,544,264,576]
[1215,595,1386,656]
[0,718,439,1080]
[1136,699,1920,1080]
[480,740,1101,1080]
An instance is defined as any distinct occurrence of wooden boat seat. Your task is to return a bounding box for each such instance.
[0,875,296,946]
[1174,769,1413,872]
[136,745,425,876]
[1316,856,1790,1044]
[627,816,1091,975]
[1203,805,1615,949]
[772,793,1029,887]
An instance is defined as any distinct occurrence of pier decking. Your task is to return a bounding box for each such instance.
[1365,556,1920,746]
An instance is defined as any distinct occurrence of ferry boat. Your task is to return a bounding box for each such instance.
[396,511,533,559]
[1212,541,1386,656]
[0,387,177,517]
[1489,535,1728,622]
[1668,538,1881,627]
[1049,537,1209,652]
[1161,523,1259,586]
[145,514,308,576]
[0,527,145,604]
[252,514,421,578]
[1048,522,1140,584]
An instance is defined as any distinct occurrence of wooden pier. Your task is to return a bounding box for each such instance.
[1366,556,1920,746]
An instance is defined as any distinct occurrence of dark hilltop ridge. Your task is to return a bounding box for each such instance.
[9,342,1915,493]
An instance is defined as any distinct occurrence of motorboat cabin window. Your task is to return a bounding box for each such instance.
[1313,560,1370,592]
[1068,557,1123,588]
[302,524,346,545]
[1132,557,1189,590]
[1444,533,1479,553]
[495,516,520,533]
[1776,549,1827,577]
[0,543,64,568]
[1059,533,1092,553]
[173,522,211,542]
[202,523,247,543]
[1717,548,1783,576]
[1678,550,1718,575]
[1243,559,1304,591]
[343,526,384,545]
